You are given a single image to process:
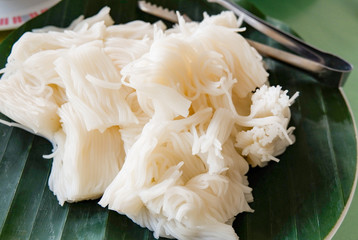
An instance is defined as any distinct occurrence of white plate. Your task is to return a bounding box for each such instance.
[0,0,61,31]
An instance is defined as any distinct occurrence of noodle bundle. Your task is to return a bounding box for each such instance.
[0,7,298,240]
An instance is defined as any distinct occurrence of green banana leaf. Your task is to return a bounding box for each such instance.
[0,0,356,239]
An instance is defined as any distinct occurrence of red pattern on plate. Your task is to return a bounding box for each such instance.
[0,18,9,26]
[12,16,22,24]
[0,8,48,27]
[29,12,39,18]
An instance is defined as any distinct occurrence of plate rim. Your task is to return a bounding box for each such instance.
[325,87,358,240]
[0,0,60,31]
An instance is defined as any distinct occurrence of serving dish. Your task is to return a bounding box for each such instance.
[0,0,356,239]
[0,0,60,31]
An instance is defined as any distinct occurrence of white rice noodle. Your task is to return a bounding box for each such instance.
[0,7,298,240]
[49,103,125,205]
[234,85,299,167]
[0,70,61,139]
[99,116,253,240]
[54,42,137,132]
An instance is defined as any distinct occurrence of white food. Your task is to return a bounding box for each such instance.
[0,7,298,240]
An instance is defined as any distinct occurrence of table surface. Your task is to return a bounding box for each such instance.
[246,0,358,239]
[0,0,357,239]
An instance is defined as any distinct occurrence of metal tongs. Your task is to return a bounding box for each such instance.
[138,0,353,87]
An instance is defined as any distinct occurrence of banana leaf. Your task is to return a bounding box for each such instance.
[0,0,356,239]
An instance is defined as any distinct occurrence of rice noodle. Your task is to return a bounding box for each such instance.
[0,7,298,240]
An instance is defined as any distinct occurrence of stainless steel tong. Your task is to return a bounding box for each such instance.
[138,0,353,87]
